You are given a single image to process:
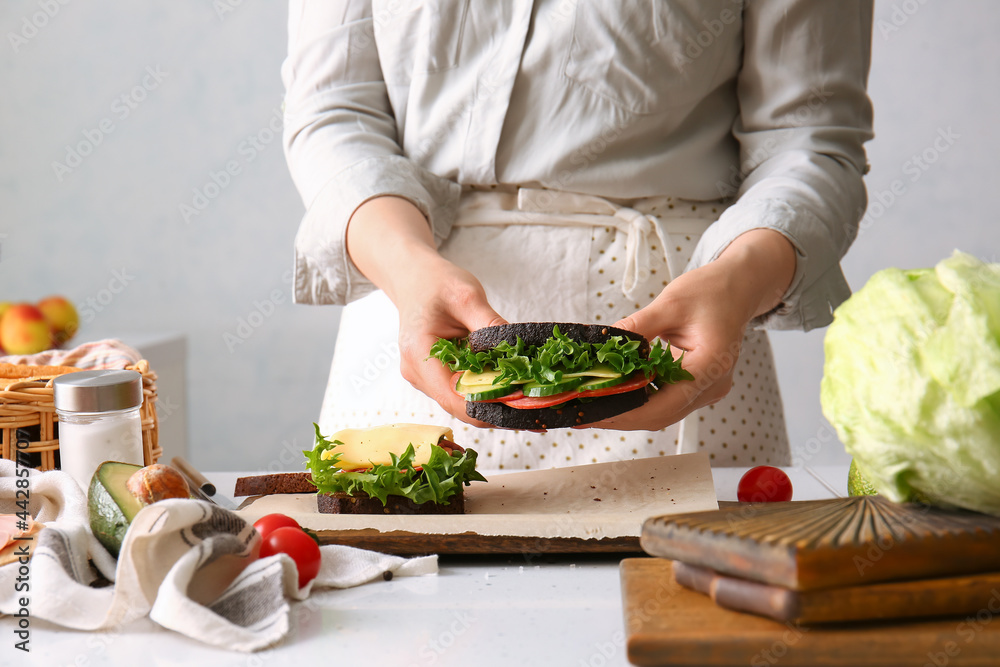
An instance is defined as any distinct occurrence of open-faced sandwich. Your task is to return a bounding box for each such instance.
[303,423,486,515]
[429,322,694,430]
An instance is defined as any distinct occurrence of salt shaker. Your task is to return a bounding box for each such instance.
[53,370,145,493]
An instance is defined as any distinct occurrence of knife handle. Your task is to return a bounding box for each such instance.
[171,456,216,496]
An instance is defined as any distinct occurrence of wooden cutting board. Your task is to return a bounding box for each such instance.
[236,454,718,555]
[621,559,1000,667]
[641,496,1000,591]
[672,560,1000,625]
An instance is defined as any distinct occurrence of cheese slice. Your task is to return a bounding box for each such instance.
[319,423,454,470]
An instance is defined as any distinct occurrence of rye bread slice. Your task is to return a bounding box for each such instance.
[468,322,649,355]
[467,386,649,429]
[317,489,464,515]
[234,472,314,496]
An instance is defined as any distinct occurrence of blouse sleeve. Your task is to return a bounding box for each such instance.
[687,0,875,331]
[282,0,462,305]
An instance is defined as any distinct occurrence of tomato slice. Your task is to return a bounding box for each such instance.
[499,389,577,409]
[477,388,523,403]
[438,439,465,454]
[498,372,650,408]
[576,372,652,399]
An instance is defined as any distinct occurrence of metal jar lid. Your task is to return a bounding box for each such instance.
[53,370,143,413]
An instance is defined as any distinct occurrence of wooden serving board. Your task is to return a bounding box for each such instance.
[235,454,718,555]
[641,496,1000,591]
[672,561,1000,625]
[621,559,1000,667]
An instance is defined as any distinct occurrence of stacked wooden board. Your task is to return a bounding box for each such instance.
[621,496,1000,665]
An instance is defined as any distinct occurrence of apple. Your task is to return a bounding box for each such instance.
[0,303,53,355]
[0,302,9,353]
[37,295,79,346]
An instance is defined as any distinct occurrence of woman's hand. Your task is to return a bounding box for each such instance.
[395,258,507,425]
[346,196,506,425]
[590,229,796,431]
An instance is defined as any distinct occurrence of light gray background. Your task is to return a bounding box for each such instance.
[2,1,997,471]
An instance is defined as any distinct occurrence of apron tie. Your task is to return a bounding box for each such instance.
[457,187,717,301]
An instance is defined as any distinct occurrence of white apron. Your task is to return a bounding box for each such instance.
[319,187,790,470]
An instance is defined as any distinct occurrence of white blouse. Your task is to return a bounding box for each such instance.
[283,0,874,331]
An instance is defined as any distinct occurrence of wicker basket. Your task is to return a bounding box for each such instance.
[0,360,161,471]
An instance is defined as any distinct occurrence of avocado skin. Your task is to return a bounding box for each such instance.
[88,461,143,557]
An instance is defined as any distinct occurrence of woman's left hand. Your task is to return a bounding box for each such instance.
[589,229,797,431]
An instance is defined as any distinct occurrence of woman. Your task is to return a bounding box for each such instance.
[282,0,874,469]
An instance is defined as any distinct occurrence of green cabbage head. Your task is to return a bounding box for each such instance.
[821,251,1000,515]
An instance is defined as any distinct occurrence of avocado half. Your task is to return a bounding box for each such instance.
[88,461,144,557]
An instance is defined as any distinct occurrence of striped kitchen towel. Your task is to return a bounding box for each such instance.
[0,460,437,651]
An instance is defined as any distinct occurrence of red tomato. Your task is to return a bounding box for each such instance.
[499,390,575,409]
[737,466,793,503]
[253,513,301,540]
[259,526,322,589]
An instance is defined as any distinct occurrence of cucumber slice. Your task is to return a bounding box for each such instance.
[563,364,623,379]
[577,374,628,391]
[456,378,516,401]
[523,376,584,397]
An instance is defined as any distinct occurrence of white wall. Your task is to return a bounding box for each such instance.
[2,1,996,471]
[774,0,1000,466]
[1,2,339,472]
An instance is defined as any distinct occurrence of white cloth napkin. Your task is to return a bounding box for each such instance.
[0,460,437,651]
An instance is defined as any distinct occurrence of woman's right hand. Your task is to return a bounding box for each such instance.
[346,196,506,424]
[396,258,507,424]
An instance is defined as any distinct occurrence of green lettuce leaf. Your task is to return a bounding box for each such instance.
[821,251,1000,516]
[303,423,487,505]
[428,324,693,386]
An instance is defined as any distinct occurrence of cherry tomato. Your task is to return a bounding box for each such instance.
[259,526,322,589]
[253,513,302,540]
[737,466,793,503]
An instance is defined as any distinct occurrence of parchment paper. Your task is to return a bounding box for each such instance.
[235,453,717,541]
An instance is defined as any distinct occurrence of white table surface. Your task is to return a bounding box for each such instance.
[2,466,846,667]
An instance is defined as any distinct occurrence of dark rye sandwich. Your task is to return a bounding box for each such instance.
[303,423,486,514]
[429,322,694,430]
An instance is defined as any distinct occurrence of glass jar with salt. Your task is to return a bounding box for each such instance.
[53,370,145,493]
